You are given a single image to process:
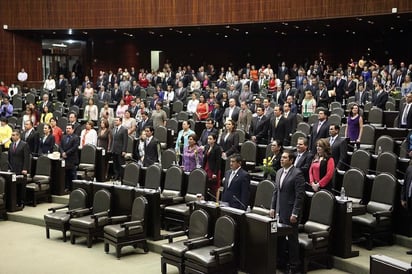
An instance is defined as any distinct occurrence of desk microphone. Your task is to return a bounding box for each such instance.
[232,195,247,210]
[207,191,218,201]
[331,188,342,195]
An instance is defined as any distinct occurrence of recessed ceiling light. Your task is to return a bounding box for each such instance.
[68,29,73,35]
[304,29,309,32]
[216,33,220,35]
[224,35,228,38]
[294,25,299,29]
[314,31,318,34]
[263,27,267,30]
[188,33,191,36]
[325,24,330,27]
[245,31,248,35]
[225,25,230,29]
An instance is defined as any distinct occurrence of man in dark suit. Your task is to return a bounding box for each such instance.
[60,124,79,192]
[294,137,313,183]
[128,99,139,119]
[142,126,160,167]
[136,111,153,137]
[250,106,269,144]
[269,105,287,145]
[373,83,388,110]
[316,81,329,109]
[111,83,123,106]
[56,74,67,102]
[130,80,141,97]
[221,154,250,210]
[96,85,111,104]
[69,72,79,96]
[334,72,346,103]
[398,92,412,128]
[354,82,369,106]
[175,80,188,104]
[329,124,347,170]
[67,112,82,137]
[223,98,241,123]
[270,150,305,273]
[283,102,297,146]
[111,117,128,180]
[38,93,54,113]
[344,74,356,100]
[22,120,39,155]
[309,110,330,153]
[70,88,83,108]
[198,118,218,147]
[401,165,412,254]
[8,129,30,207]
[281,82,295,103]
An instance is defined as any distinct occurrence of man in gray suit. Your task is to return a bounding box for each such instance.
[111,117,128,180]
[270,150,305,273]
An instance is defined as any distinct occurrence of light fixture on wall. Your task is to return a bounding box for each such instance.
[52,43,67,48]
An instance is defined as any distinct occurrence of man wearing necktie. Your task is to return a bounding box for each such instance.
[270,150,305,273]
[110,117,128,180]
[329,124,347,170]
[60,124,79,192]
[399,92,412,128]
[221,154,250,210]
[401,165,412,254]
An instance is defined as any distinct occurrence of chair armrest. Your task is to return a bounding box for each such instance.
[173,197,184,203]
[109,215,130,224]
[91,210,110,226]
[373,210,392,223]
[69,207,92,217]
[308,230,330,239]
[167,230,189,243]
[210,245,233,256]
[121,220,144,229]
[184,237,211,249]
[48,204,69,213]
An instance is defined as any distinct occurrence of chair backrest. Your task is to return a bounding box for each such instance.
[385,101,396,111]
[0,152,8,171]
[296,122,311,135]
[154,126,167,144]
[36,155,52,176]
[0,176,5,196]
[236,129,246,144]
[68,188,88,210]
[368,173,396,213]
[350,149,370,174]
[57,116,68,130]
[69,105,80,115]
[131,196,148,222]
[296,113,304,124]
[188,209,210,239]
[400,139,408,158]
[173,100,184,114]
[93,189,111,214]
[163,165,183,192]
[147,86,155,97]
[163,105,171,118]
[339,125,347,138]
[290,131,306,147]
[177,111,189,121]
[331,107,344,118]
[161,149,177,169]
[240,141,256,163]
[308,114,318,125]
[374,135,394,154]
[25,93,36,104]
[253,180,275,209]
[368,107,383,126]
[305,190,335,233]
[214,215,236,248]
[126,135,134,154]
[328,114,342,126]
[186,168,207,201]
[364,102,373,111]
[166,118,179,132]
[375,152,397,176]
[122,162,140,187]
[342,168,365,202]
[140,89,147,100]
[330,101,342,110]
[360,124,375,146]
[144,164,162,189]
[80,144,96,165]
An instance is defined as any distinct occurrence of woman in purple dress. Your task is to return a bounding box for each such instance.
[345,104,363,148]
[182,134,203,172]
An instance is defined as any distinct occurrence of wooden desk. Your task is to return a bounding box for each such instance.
[1,172,25,212]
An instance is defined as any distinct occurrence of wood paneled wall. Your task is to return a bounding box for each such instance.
[1,0,411,30]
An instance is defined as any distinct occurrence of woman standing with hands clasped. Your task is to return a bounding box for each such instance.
[203,134,222,200]
[308,138,335,192]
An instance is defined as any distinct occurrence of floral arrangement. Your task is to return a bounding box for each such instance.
[258,157,276,176]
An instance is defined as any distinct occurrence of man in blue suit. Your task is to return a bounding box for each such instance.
[221,154,250,210]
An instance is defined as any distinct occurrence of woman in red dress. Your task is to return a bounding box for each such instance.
[202,134,222,201]
[195,94,209,121]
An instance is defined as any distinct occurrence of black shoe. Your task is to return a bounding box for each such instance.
[406,250,412,255]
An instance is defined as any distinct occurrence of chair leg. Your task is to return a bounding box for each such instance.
[143,241,149,253]
[161,258,167,274]
[303,257,309,274]
[70,234,75,244]
[104,243,109,253]
[33,195,37,207]
[366,235,373,250]
[116,246,121,259]
[87,235,93,248]
[45,227,50,239]
[63,230,67,242]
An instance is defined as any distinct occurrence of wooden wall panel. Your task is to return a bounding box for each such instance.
[1,0,411,30]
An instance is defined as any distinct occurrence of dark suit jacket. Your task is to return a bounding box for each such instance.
[330,136,347,170]
[334,78,347,102]
[354,91,369,106]
[344,80,356,98]
[70,95,83,108]
[23,129,39,154]
[136,118,153,137]
[269,116,287,144]
[250,115,269,144]
[209,108,224,128]
[198,128,218,146]
[284,112,297,140]
[222,168,250,210]
[270,166,305,224]
[202,144,222,175]
[401,166,412,207]
[294,150,313,183]
[398,103,412,128]
[143,136,160,167]
[111,126,128,154]
[373,91,388,110]
[316,88,329,109]
[309,120,330,152]
[111,88,123,104]
[38,100,54,113]
[223,106,240,123]
[175,87,188,103]
[57,78,67,93]
[8,140,30,174]
[38,134,55,155]
[59,134,79,169]
[218,131,239,157]
[97,91,111,104]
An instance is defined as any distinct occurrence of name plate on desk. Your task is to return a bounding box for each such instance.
[347,201,353,213]
[270,221,277,233]
[12,174,16,182]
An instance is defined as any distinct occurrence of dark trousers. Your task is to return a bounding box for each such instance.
[65,168,77,190]
[112,153,125,180]
[277,222,300,269]
[16,176,27,206]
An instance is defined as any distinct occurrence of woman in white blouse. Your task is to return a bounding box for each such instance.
[83,98,99,121]
[186,93,199,114]
[80,120,98,148]
[43,75,56,92]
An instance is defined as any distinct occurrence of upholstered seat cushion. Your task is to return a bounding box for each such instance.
[185,246,233,267]
[298,233,328,250]
[352,213,391,228]
[26,182,50,191]
[79,163,94,171]
[69,215,109,228]
[161,241,188,257]
[104,223,143,237]
[164,204,190,215]
[251,207,269,217]
[44,211,70,224]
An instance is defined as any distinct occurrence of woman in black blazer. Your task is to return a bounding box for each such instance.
[202,133,222,200]
[38,124,55,155]
[218,119,239,159]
